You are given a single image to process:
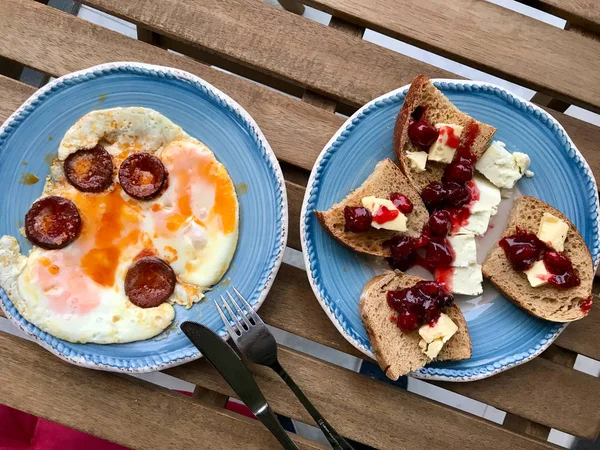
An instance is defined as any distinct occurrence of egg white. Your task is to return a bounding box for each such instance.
[0,108,239,343]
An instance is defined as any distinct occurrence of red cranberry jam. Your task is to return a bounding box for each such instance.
[543,251,580,288]
[580,296,593,313]
[428,210,451,236]
[390,193,413,214]
[373,205,399,224]
[385,231,454,273]
[499,228,546,272]
[343,206,371,232]
[499,228,580,288]
[386,236,416,272]
[387,281,454,331]
[344,193,413,232]
[408,120,438,148]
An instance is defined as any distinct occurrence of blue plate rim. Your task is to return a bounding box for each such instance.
[0,62,288,373]
[300,78,600,382]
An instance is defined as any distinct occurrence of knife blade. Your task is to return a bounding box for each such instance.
[180,321,299,450]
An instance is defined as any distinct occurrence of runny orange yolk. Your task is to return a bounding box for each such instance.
[36,140,236,299]
[75,186,142,287]
[162,141,237,235]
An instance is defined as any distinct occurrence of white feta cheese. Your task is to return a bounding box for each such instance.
[428,123,464,164]
[524,259,551,287]
[475,141,531,189]
[361,196,407,232]
[537,212,569,252]
[470,176,501,216]
[418,313,458,359]
[456,210,492,236]
[406,151,428,172]
[448,235,477,267]
[450,265,483,296]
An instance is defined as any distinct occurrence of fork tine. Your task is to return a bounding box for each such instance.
[226,291,252,329]
[214,300,240,337]
[232,286,261,324]
[220,294,245,331]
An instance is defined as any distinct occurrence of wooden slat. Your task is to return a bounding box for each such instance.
[0,0,341,173]
[80,0,455,108]
[276,0,305,15]
[0,332,323,450]
[556,292,600,361]
[300,0,600,112]
[166,346,557,450]
[517,0,600,32]
[3,2,600,188]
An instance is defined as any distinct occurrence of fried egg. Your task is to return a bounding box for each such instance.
[0,108,239,344]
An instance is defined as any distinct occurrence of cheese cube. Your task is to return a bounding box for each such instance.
[470,176,501,216]
[524,260,551,287]
[475,141,530,189]
[406,151,428,172]
[428,123,464,164]
[537,212,569,252]
[418,313,458,359]
[451,265,483,296]
[456,210,492,236]
[361,196,407,232]
[448,235,477,267]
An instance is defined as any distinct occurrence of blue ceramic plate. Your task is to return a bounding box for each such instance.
[301,80,600,381]
[0,62,287,372]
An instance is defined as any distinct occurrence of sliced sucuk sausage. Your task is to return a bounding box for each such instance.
[64,145,113,193]
[25,196,82,249]
[124,257,175,308]
[118,153,167,200]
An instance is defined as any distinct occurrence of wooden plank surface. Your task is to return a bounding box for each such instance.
[3,2,600,187]
[301,0,600,112]
[0,0,340,172]
[0,332,323,450]
[167,346,558,450]
[517,0,600,32]
[80,0,455,108]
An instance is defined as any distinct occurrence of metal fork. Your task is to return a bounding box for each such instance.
[216,287,355,450]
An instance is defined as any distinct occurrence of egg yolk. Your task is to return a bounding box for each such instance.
[34,139,237,314]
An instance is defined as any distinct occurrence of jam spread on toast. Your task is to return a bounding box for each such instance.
[500,227,580,288]
[387,281,454,331]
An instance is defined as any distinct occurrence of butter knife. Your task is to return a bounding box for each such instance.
[181,321,299,450]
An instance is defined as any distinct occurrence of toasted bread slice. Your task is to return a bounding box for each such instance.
[360,271,472,380]
[315,159,428,257]
[483,196,593,322]
[394,75,496,193]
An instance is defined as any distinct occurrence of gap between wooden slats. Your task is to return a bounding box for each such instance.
[515,0,600,33]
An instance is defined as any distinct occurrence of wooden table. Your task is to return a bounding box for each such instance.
[1,1,600,448]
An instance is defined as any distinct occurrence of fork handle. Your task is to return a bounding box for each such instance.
[273,362,355,450]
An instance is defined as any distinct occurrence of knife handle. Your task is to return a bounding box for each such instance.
[256,406,300,450]
[274,363,355,450]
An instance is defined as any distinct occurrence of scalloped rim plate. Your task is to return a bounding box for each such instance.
[0,62,288,372]
[301,79,600,382]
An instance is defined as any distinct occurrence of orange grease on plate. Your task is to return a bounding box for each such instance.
[19,173,39,185]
